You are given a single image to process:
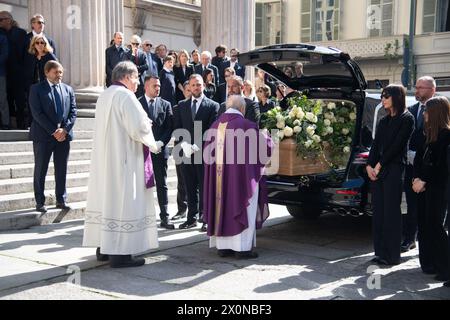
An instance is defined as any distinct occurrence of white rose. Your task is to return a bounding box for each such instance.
[306,126,315,137]
[297,109,305,120]
[342,128,350,135]
[347,137,352,143]
[304,140,313,148]
[327,102,336,110]
[293,126,302,133]
[276,121,285,129]
[312,135,321,143]
[349,112,357,120]
[276,114,284,121]
[343,146,351,153]
[324,119,331,127]
[312,115,318,123]
[305,112,314,122]
[277,130,285,139]
[283,126,294,137]
[293,119,301,126]
[327,126,334,134]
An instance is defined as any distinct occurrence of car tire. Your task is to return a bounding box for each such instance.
[286,205,322,219]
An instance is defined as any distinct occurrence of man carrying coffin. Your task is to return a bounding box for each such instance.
[203,95,273,259]
[83,61,159,268]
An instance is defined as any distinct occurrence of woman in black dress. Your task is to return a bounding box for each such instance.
[173,49,194,103]
[202,68,216,101]
[412,96,450,284]
[367,84,415,265]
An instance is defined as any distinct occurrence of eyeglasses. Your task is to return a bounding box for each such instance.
[144,44,152,47]
[131,43,140,46]
[380,93,391,99]
[35,41,46,45]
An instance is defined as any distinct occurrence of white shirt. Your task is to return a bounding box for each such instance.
[47,80,62,115]
[32,30,43,37]
[191,95,205,113]
[230,61,236,70]
[145,95,156,105]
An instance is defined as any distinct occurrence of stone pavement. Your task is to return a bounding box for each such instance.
[0,204,449,300]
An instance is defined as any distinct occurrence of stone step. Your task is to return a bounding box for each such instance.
[0,160,91,180]
[0,187,178,215]
[73,131,94,140]
[0,130,30,142]
[0,172,90,196]
[77,110,95,118]
[0,140,93,153]
[73,118,95,131]
[0,149,92,166]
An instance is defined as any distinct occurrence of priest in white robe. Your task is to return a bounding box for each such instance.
[83,61,160,268]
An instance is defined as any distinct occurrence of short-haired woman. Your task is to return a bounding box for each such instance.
[412,96,450,285]
[367,84,415,265]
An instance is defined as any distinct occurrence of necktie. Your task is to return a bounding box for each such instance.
[53,84,63,122]
[417,104,425,129]
[192,99,197,120]
[148,99,155,121]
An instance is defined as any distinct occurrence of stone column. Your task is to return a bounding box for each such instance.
[201,0,255,58]
[28,0,124,91]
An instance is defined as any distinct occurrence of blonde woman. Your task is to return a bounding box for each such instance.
[25,35,57,90]
[243,80,257,102]
[174,49,194,103]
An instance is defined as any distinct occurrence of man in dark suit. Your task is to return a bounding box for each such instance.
[154,44,168,74]
[159,55,176,107]
[28,60,77,213]
[25,14,56,55]
[222,48,245,79]
[402,76,436,253]
[0,29,9,129]
[0,11,28,129]
[105,32,129,87]
[126,35,148,98]
[218,75,260,126]
[194,51,219,88]
[139,76,175,230]
[211,45,230,85]
[141,40,158,77]
[173,74,219,230]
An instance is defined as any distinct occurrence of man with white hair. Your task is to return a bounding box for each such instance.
[402,77,437,260]
[105,31,129,87]
[203,95,273,259]
[25,14,56,55]
[126,34,148,97]
[83,61,159,268]
[194,51,219,88]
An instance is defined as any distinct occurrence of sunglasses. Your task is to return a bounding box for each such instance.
[35,41,46,45]
[35,21,45,25]
[131,43,140,46]
[380,93,391,99]
[144,44,152,47]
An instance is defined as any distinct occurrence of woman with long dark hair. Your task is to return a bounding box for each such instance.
[367,84,415,265]
[412,96,450,285]
[202,68,216,101]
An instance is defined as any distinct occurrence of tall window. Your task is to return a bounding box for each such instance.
[300,0,340,42]
[368,0,393,37]
[255,0,282,47]
[422,0,450,33]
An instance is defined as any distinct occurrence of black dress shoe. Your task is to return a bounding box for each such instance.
[56,203,71,210]
[434,274,449,282]
[179,221,197,229]
[96,247,109,262]
[171,212,187,221]
[217,249,235,257]
[400,241,416,252]
[160,219,175,230]
[235,251,259,259]
[36,205,47,213]
[200,223,207,232]
[443,281,450,287]
[109,255,145,268]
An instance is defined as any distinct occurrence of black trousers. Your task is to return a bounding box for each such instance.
[33,139,70,206]
[175,163,188,214]
[151,152,169,220]
[417,185,449,277]
[403,165,418,243]
[372,163,404,264]
[181,162,204,223]
[7,83,27,129]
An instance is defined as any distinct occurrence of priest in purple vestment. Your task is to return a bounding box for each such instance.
[203,95,273,259]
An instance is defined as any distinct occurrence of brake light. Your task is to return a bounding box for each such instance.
[336,190,359,196]
[356,152,369,159]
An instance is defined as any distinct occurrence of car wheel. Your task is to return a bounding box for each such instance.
[286,205,322,219]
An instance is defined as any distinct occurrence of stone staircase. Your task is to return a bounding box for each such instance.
[0,109,179,231]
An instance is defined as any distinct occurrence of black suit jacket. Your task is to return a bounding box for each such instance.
[173,96,219,146]
[222,60,246,79]
[159,69,176,107]
[194,64,219,88]
[25,32,56,55]
[219,97,261,126]
[105,45,129,86]
[155,55,164,74]
[4,26,27,84]
[212,56,230,85]
[139,96,173,159]
[174,65,194,102]
[28,81,77,142]
[24,52,57,90]
[408,102,426,153]
[126,49,148,85]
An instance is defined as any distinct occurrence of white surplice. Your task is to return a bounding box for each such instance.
[82,85,159,255]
